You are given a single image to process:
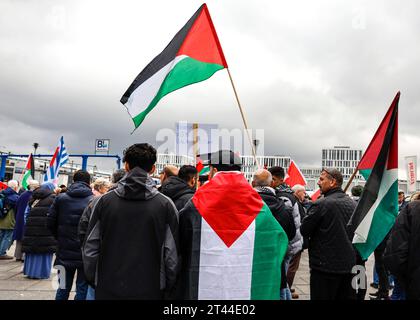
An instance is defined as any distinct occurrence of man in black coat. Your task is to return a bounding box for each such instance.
[160,165,197,211]
[82,143,179,300]
[301,168,356,300]
[384,200,420,300]
[48,170,93,300]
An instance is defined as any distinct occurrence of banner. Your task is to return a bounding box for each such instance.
[405,155,417,193]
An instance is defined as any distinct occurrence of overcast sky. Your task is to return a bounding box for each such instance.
[1,0,419,176]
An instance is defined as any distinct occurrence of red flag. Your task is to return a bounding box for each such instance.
[311,189,321,202]
[0,181,7,190]
[284,160,307,187]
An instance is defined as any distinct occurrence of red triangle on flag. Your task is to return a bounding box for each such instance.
[284,160,307,187]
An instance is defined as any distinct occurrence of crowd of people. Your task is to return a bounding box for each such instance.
[0,142,419,300]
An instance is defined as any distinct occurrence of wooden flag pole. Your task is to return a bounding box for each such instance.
[227,68,258,167]
[343,167,359,193]
[193,123,200,190]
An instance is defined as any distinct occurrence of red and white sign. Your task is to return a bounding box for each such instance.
[406,156,417,193]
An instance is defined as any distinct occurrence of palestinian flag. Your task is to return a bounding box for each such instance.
[121,3,228,129]
[348,92,399,260]
[179,171,288,300]
[21,153,35,190]
[196,158,210,176]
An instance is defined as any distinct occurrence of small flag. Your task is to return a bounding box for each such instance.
[0,181,7,191]
[284,160,307,187]
[196,158,210,176]
[44,136,69,184]
[121,3,228,130]
[21,153,35,190]
[348,92,400,260]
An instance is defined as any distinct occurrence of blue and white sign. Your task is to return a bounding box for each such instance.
[95,139,110,152]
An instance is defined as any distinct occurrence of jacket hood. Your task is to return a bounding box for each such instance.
[254,186,276,196]
[32,186,54,200]
[2,187,19,204]
[160,176,194,201]
[66,181,94,198]
[114,167,158,200]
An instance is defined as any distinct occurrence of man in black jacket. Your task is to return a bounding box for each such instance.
[48,170,93,300]
[160,165,197,211]
[384,200,420,300]
[301,168,356,300]
[82,143,179,299]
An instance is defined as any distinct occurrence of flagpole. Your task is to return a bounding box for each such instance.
[193,123,200,190]
[226,68,258,167]
[343,167,359,193]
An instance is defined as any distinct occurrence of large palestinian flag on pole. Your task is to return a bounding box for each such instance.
[178,171,288,300]
[121,3,228,129]
[348,92,400,260]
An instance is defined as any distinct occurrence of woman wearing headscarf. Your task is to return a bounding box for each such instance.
[22,182,57,279]
[13,180,40,261]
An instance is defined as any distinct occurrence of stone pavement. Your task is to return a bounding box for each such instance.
[0,244,377,300]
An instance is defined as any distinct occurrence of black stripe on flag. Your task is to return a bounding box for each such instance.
[347,100,398,231]
[178,201,202,300]
[120,5,204,104]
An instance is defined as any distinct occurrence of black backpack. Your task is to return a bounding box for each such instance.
[0,193,11,219]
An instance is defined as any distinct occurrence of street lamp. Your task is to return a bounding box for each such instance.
[33,143,39,155]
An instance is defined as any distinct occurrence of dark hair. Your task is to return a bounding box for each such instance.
[268,166,285,179]
[122,143,157,172]
[178,165,197,183]
[322,168,343,187]
[59,184,66,188]
[211,163,241,172]
[73,170,91,184]
[351,185,363,197]
[398,191,405,196]
[112,169,126,184]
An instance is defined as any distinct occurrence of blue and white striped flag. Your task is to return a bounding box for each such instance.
[44,136,69,184]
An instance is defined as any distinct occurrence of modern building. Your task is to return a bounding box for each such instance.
[322,146,363,180]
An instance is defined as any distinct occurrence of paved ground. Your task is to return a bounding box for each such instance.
[0,244,376,300]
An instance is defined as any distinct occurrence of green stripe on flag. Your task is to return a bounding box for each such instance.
[199,167,210,175]
[251,203,288,300]
[22,170,31,190]
[359,169,372,180]
[355,179,399,260]
[132,57,224,128]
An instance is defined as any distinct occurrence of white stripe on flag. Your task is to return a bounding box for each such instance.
[353,168,398,243]
[124,55,188,118]
[198,219,255,300]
